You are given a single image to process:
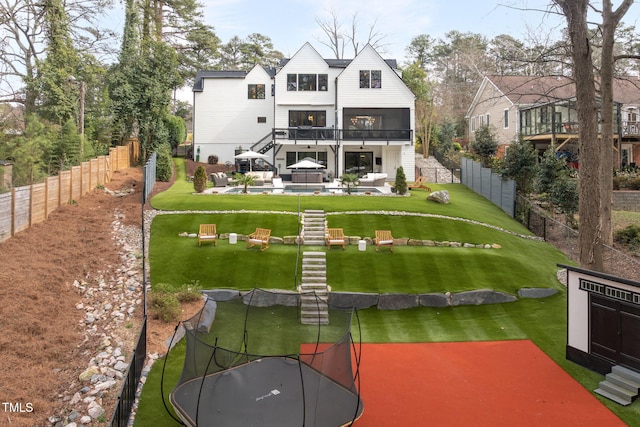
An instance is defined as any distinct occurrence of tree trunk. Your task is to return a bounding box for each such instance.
[555,0,603,271]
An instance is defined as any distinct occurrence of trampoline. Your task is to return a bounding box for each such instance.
[163,289,363,427]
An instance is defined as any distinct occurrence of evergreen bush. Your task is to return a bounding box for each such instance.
[193,165,207,193]
[156,143,173,181]
[395,166,408,195]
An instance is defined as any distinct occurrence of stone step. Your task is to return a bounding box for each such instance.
[612,366,640,385]
[302,269,326,276]
[594,387,633,406]
[606,372,640,394]
[595,382,635,405]
[302,276,326,283]
[302,252,325,257]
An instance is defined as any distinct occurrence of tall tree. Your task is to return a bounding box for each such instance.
[402,61,436,156]
[552,0,635,270]
[598,0,634,246]
[315,9,387,59]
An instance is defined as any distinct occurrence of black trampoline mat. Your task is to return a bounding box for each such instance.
[170,357,363,427]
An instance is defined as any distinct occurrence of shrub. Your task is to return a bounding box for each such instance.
[175,283,203,303]
[395,166,407,195]
[548,175,579,225]
[193,165,207,193]
[615,224,640,251]
[208,154,219,165]
[155,143,173,182]
[149,292,181,323]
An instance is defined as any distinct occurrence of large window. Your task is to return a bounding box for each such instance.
[344,152,373,177]
[289,111,326,127]
[286,151,328,167]
[359,70,381,88]
[287,74,328,91]
[248,84,265,99]
[343,108,410,140]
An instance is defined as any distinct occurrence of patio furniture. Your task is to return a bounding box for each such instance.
[211,173,230,187]
[198,224,217,246]
[272,177,284,194]
[326,228,347,250]
[246,228,271,251]
[408,175,431,191]
[359,173,387,186]
[375,230,394,252]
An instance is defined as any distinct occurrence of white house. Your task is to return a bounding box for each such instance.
[192,42,416,182]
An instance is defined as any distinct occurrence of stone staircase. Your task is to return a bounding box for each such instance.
[298,251,329,325]
[300,210,326,246]
[595,365,640,406]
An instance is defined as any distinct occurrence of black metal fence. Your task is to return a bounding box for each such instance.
[110,317,147,427]
[515,195,640,281]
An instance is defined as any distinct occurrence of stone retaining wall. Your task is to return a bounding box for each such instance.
[613,190,640,211]
[202,288,558,309]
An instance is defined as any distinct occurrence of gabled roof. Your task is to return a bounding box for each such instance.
[469,75,640,116]
[488,75,576,105]
[193,66,276,92]
[278,57,398,70]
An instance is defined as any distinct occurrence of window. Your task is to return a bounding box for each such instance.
[298,74,316,91]
[248,84,265,99]
[287,74,297,91]
[289,111,327,127]
[286,151,328,167]
[359,70,382,88]
[286,74,328,91]
[371,70,381,88]
[480,115,484,127]
[257,117,267,123]
[318,74,328,91]
[486,114,490,126]
[503,109,509,129]
[471,117,476,132]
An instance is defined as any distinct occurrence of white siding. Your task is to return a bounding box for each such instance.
[274,43,338,129]
[193,66,273,162]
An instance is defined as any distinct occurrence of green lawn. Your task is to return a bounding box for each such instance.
[134,158,640,426]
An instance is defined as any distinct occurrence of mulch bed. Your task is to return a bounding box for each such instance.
[353,340,624,426]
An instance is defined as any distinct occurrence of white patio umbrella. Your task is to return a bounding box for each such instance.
[234,150,268,172]
[287,158,325,185]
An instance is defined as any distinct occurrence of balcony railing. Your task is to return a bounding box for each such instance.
[272,127,413,142]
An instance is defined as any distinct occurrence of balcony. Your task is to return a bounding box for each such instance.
[272,127,413,143]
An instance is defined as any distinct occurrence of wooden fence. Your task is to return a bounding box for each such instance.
[0,142,139,243]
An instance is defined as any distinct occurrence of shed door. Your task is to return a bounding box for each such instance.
[590,294,640,371]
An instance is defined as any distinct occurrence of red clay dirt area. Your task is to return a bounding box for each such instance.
[0,166,187,426]
[355,341,625,426]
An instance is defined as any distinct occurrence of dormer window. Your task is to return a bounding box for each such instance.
[360,70,382,88]
[287,74,329,91]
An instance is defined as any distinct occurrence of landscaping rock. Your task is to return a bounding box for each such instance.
[427,190,450,204]
[419,293,449,307]
[518,288,558,298]
[203,289,240,301]
[329,292,379,309]
[450,289,516,306]
[241,290,299,307]
[377,293,419,310]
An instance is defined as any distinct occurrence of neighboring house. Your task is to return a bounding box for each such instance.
[466,75,640,168]
[192,42,416,181]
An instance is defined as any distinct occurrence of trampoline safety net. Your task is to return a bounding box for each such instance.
[167,289,363,427]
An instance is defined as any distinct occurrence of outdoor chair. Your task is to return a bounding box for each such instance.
[198,224,217,246]
[326,228,347,250]
[375,230,394,252]
[407,175,431,192]
[246,228,271,251]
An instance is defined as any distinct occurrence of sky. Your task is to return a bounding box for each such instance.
[158,0,637,100]
[199,0,567,62]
